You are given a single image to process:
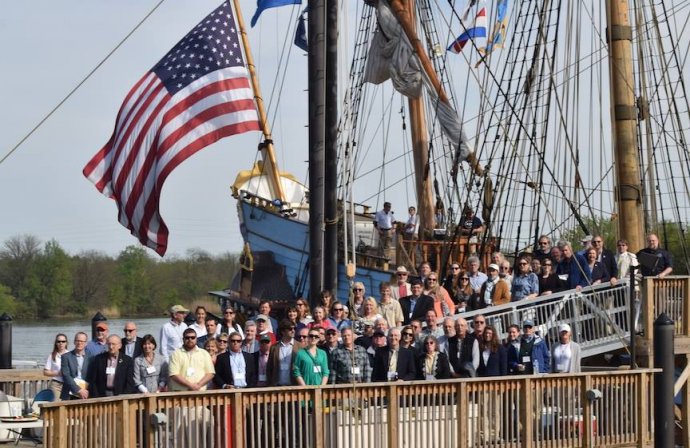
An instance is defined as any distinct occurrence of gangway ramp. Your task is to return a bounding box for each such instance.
[459,280,633,359]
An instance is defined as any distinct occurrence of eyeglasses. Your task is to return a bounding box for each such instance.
[427,278,437,282]
[75,339,87,344]
[184,336,197,340]
[461,278,469,281]
[230,339,242,343]
[333,308,344,312]
[124,329,135,333]
[308,334,320,339]
[56,340,67,343]
[403,332,414,337]
[424,341,436,345]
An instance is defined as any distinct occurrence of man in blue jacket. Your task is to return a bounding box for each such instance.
[556,241,591,289]
[515,320,550,374]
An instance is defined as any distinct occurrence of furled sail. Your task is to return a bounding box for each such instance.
[363,0,473,163]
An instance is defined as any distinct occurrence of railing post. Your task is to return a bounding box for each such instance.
[118,399,130,448]
[232,391,244,448]
[519,377,532,446]
[54,405,67,448]
[457,381,468,448]
[642,278,655,367]
[683,277,690,336]
[144,395,157,448]
[314,387,325,448]
[638,370,650,448]
[387,384,399,448]
[582,374,594,448]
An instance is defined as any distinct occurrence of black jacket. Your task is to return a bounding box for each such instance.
[214,351,258,389]
[399,294,435,325]
[120,336,143,359]
[87,352,135,397]
[371,347,417,381]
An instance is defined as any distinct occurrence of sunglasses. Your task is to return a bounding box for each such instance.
[218,340,228,343]
[56,340,67,343]
[308,334,320,339]
[333,308,344,311]
[451,266,460,270]
[296,335,307,340]
[461,278,469,281]
[230,339,242,343]
[403,332,414,337]
[428,278,437,282]
[124,329,135,333]
[474,321,485,325]
[184,336,197,340]
[397,273,408,276]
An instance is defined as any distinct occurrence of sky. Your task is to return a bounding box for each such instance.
[0,0,312,258]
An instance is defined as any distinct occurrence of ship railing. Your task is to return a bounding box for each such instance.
[459,280,632,358]
[397,234,497,273]
[39,370,654,448]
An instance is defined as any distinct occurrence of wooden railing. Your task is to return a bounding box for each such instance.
[396,235,497,273]
[0,369,49,401]
[39,370,654,448]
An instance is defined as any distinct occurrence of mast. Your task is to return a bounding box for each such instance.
[405,0,435,242]
[323,0,339,294]
[308,0,326,305]
[233,0,286,203]
[605,0,645,251]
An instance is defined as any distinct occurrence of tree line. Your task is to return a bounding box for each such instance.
[0,235,239,320]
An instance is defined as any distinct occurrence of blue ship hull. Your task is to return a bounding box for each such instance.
[238,200,393,301]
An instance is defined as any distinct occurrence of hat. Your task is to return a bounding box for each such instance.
[362,320,374,327]
[259,334,272,343]
[558,323,571,333]
[95,322,108,331]
[522,319,534,328]
[410,278,423,286]
[488,263,499,271]
[581,235,593,244]
[325,328,337,335]
[373,330,386,337]
[255,314,269,322]
[396,266,409,274]
[170,305,189,314]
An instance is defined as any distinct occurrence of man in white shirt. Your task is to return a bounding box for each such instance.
[373,201,395,258]
[160,305,189,360]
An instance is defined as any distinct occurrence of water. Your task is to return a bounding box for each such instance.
[9,317,170,366]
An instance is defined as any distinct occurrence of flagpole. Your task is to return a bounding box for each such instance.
[232,0,287,203]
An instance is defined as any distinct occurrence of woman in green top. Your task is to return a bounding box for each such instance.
[293,329,330,385]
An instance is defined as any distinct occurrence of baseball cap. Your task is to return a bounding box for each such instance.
[95,322,108,331]
[522,319,534,328]
[170,305,189,314]
[255,314,269,322]
[488,263,499,271]
[325,328,337,335]
[259,334,272,343]
[558,323,571,333]
[373,330,386,337]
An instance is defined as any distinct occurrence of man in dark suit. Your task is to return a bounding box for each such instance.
[61,332,92,400]
[399,280,435,325]
[88,335,135,397]
[214,333,258,389]
[120,322,143,359]
[372,328,417,381]
[592,235,618,281]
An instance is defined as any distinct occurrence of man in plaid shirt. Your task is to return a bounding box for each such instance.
[329,328,372,383]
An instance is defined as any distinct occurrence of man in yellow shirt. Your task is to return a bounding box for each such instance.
[169,328,215,391]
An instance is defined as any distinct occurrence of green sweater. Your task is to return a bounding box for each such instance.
[292,347,330,385]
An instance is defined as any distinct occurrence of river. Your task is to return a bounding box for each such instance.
[9,317,170,366]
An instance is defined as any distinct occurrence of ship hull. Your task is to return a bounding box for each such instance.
[238,199,393,301]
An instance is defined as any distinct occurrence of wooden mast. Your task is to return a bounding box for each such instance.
[403,0,435,242]
[605,0,645,251]
[233,0,286,203]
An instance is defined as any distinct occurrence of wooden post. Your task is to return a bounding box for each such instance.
[387,384,399,448]
[639,370,651,448]
[582,374,594,447]
[54,405,67,448]
[642,277,655,367]
[117,399,130,448]
[232,392,244,448]
[519,377,533,446]
[313,388,325,448]
[683,277,690,336]
[457,382,468,448]
[144,395,157,448]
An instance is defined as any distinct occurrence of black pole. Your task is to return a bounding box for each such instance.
[653,313,674,448]
[0,313,12,369]
[323,0,339,295]
[308,0,326,307]
[91,311,107,341]
[630,264,638,368]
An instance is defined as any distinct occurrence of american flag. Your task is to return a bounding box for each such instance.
[83,1,260,256]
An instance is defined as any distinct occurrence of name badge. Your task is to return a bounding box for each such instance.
[558,274,568,281]
[259,374,267,382]
[313,365,322,374]
[106,367,116,375]
[351,366,361,375]
[186,367,196,377]
[425,375,435,381]
[522,356,531,363]
[556,363,566,372]
[387,372,398,381]
[146,366,157,374]
[234,372,246,381]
